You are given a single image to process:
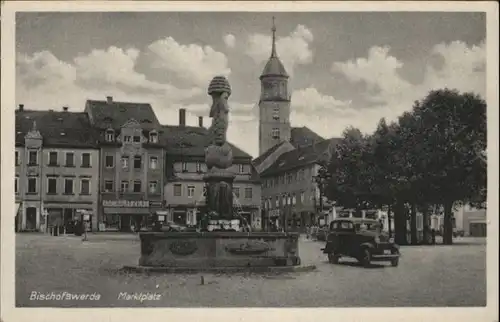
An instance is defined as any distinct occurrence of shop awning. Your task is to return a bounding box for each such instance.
[15,203,21,217]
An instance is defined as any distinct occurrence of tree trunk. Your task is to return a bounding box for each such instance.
[422,206,430,245]
[410,203,418,245]
[394,200,408,245]
[387,204,393,237]
[443,200,454,245]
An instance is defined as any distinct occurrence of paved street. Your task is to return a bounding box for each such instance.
[15,233,486,307]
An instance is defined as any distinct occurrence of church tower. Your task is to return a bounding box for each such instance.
[258,17,291,156]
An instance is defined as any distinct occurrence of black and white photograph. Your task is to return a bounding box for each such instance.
[1,1,498,322]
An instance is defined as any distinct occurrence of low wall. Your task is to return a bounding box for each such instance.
[139,232,300,268]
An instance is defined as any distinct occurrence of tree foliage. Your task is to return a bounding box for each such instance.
[319,88,487,245]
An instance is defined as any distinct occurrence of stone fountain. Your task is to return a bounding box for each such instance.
[133,76,307,272]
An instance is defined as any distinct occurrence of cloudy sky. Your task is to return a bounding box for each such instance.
[16,12,486,157]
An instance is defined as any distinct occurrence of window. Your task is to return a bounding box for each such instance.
[28,150,38,165]
[134,156,142,169]
[65,152,75,167]
[173,184,182,196]
[149,181,158,194]
[272,105,280,120]
[187,185,195,198]
[181,162,188,172]
[105,130,114,142]
[120,180,129,192]
[48,152,58,166]
[64,178,74,194]
[104,180,114,192]
[133,180,142,193]
[80,179,90,195]
[105,155,114,168]
[15,151,19,166]
[233,187,240,198]
[299,169,304,181]
[133,136,141,143]
[275,197,279,208]
[47,178,57,194]
[244,187,253,199]
[300,192,305,203]
[287,195,291,205]
[282,195,286,206]
[292,194,296,205]
[149,156,158,170]
[27,177,37,193]
[196,162,202,173]
[121,156,129,169]
[149,132,158,143]
[81,153,91,167]
[271,128,280,139]
[15,177,19,193]
[238,164,245,173]
[202,185,207,197]
[123,135,131,143]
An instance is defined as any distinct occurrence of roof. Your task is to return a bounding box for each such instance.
[252,141,287,167]
[85,99,160,130]
[260,56,289,78]
[15,110,98,148]
[160,125,252,160]
[290,127,325,148]
[260,137,341,177]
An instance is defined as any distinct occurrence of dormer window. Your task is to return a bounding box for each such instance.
[105,129,115,142]
[133,135,141,143]
[123,135,131,143]
[238,164,245,173]
[149,131,158,143]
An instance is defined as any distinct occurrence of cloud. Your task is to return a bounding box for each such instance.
[223,34,236,48]
[147,36,231,87]
[16,46,203,112]
[330,40,486,129]
[245,24,314,75]
[291,87,351,115]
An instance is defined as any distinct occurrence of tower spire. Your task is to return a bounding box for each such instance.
[271,16,277,58]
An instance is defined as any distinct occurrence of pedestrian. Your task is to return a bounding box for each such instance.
[306,225,311,239]
[82,220,89,242]
[431,228,436,245]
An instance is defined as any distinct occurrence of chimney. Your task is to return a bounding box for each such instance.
[179,108,186,126]
[62,106,69,112]
[198,116,203,128]
[106,96,113,104]
[18,104,24,111]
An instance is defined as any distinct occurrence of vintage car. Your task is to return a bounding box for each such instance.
[321,218,400,267]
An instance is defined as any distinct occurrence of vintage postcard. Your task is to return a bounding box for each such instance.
[1,1,498,322]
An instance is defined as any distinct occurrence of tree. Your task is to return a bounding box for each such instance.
[411,89,487,244]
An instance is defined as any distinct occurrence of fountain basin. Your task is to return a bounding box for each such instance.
[137,232,301,268]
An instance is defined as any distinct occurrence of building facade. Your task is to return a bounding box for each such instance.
[15,106,100,232]
[259,140,336,231]
[162,109,263,229]
[84,97,165,232]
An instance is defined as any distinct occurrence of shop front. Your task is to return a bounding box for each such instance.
[43,203,95,233]
[102,200,151,232]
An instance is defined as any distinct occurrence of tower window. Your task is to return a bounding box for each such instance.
[272,128,280,139]
[272,105,280,120]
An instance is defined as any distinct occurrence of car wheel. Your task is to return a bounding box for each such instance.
[361,249,371,267]
[391,257,399,267]
[328,253,340,264]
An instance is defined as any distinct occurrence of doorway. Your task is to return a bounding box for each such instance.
[26,207,37,230]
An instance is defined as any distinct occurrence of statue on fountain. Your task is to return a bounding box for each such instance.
[203,76,236,225]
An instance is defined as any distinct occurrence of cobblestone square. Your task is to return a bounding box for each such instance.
[15,233,486,307]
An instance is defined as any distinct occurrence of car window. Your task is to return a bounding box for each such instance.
[330,221,354,231]
[355,223,380,232]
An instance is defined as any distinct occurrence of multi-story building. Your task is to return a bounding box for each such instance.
[162,109,262,229]
[258,139,338,231]
[15,105,100,232]
[84,96,165,232]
